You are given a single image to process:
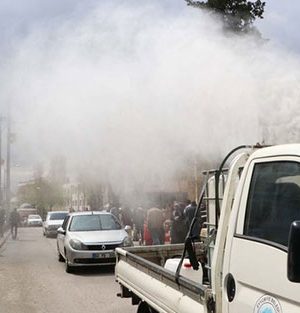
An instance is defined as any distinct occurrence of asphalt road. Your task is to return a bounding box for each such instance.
[0,227,135,313]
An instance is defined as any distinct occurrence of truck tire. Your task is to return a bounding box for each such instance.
[137,302,157,313]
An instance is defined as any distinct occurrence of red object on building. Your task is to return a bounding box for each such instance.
[143,223,152,245]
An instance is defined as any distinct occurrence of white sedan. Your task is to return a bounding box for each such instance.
[57,211,133,273]
[27,214,43,227]
[43,211,68,237]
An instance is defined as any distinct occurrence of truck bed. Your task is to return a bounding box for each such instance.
[115,243,209,313]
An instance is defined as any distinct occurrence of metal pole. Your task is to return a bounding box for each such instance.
[6,113,11,211]
[0,117,2,207]
[194,157,198,202]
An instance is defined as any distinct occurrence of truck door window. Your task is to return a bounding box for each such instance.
[244,161,300,247]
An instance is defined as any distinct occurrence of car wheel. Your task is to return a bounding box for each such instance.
[57,249,64,262]
[64,249,73,273]
[65,258,73,273]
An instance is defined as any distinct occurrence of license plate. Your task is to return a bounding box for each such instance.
[92,253,111,258]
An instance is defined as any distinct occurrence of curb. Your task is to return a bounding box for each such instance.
[0,231,10,249]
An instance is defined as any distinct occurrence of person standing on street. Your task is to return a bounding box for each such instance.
[147,207,165,245]
[184,201,201,240]
[9,208,20,240]
[133,207,145,244]
[0,208,5,238]
[171,204,188,244]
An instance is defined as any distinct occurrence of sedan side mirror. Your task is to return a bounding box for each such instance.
[288,221,300,282]
[57,227,66,235]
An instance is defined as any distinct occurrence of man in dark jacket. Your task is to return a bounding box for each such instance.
[184,201,201,240]
[9,208,20,239]
[171,204,188,244]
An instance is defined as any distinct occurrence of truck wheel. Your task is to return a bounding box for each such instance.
[137,302,156,313]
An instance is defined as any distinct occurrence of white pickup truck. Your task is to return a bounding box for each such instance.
[115,144,300,313]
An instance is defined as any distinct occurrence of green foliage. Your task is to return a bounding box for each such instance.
[17,178,64,217]
[77,173,104,210]
[186,0,265,33]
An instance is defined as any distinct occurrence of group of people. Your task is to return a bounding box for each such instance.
[109,200,202,246]
[0,208,20,240]
[147,201,202,245]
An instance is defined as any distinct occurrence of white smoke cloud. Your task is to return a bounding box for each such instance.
[0,1,300,194]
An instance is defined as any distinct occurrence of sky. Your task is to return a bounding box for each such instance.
[0,0,299,53]
[0,0,299,193]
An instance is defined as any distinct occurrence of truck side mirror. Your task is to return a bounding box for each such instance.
[287,221,300,282]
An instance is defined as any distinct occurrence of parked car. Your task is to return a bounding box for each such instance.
[56,211,133,273]
[43,211,68,237]
[26,214,43,227]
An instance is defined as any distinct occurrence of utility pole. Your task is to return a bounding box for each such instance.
[6,112,11,211]
[0,117,2,207]
[194,157,198,202]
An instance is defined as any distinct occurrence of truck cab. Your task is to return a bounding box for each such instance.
[115,144,300,313]
[219,145,300,313]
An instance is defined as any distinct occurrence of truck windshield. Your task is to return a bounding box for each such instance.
[244,161,300,247]
[69,214,121,232]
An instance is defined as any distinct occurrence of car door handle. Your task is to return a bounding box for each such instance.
[225,273,236,302]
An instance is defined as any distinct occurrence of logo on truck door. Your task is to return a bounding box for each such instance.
[254,295,282,313]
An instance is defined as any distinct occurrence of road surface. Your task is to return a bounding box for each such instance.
[0,227,135,313]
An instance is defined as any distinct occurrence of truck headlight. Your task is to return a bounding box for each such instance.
[69,239,88,250]
[122,236,133,247]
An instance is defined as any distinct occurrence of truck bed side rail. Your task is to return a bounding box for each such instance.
[116,246,207,302]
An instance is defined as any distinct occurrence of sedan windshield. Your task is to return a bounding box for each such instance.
[28,215,41,219]
[49,212,68,220]
[69,214,121,232]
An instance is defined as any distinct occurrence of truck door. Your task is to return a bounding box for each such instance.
[224,158,300,313]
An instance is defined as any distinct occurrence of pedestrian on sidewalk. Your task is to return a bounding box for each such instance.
[9,208,20,240]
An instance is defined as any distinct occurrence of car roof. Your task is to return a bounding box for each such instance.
[47,211,68,215]
[68,211,112,217]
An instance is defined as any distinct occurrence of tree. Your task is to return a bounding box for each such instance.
[17,178,64,217]
[185,0,265,33]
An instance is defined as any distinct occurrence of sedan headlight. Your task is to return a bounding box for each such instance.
[69,239,89,250]
[122,236,133,247]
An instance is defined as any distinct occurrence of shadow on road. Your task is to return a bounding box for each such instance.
[70,265,115,276]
